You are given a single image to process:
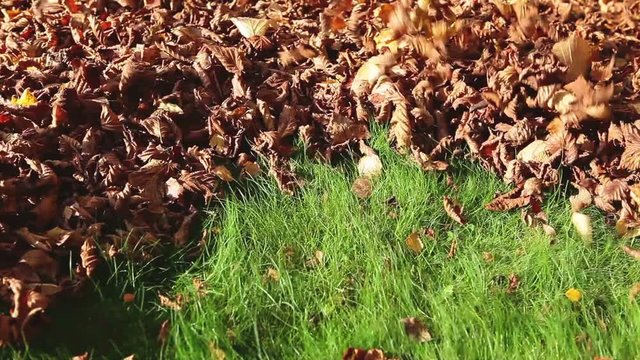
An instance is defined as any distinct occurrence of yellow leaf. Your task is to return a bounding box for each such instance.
[405,231,424,254]
[552,33,592,81]
[230,17,272,38]
[571,212,592,243]
[158,102,184,114]
[565,287,582,302]
[213,165,234,182]
[374,28,400,53]
[10,88,38,107]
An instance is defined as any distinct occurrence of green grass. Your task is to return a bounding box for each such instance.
[7,129,640,359]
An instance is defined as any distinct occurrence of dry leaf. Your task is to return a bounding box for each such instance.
[405,231,424,254]
[552,34,592,81]
[263,267,280,283]
[72,353,90,360]
[158,320,170,344]
[629,283,640,302]
[352,176,373,199]
[448,238,458,258]
[443,196,466,225]
[401,317,432,342]
[622,245,640,260]
[571,212,593,243]
[10,88,38,107]
[482,252,494,263]
[305,250,325,268]
[230,17,272,38]
[358,143,383,178]
[158,293,183,311]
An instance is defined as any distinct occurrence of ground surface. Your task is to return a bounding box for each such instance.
[6,130,640,359]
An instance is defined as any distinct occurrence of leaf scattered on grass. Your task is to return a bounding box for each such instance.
[352,177,373,199]
[158,293,183,311]
[622,245,640,260]
[158,320,170,344]
[401,317,433,342]
[629,283,640,302]
[443,196,466,225]
[263,267,280,283]
[571,212,593,243]
[405,232,424,254]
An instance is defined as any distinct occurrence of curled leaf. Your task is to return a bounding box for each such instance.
[443,196,466,225]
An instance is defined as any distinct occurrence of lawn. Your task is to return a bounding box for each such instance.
[7,129,640,359]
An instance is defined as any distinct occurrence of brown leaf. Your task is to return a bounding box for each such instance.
[482,252,494,263]
[485,194,531,211]
[305,250,325,268]
[507,273,520,294]
[570,186,593,212]
[629,283,640,302]
[19,250,58,281]
[71,352,90,360]
[401,317,432,342]
[158,293,183,311]
[80,238,100,278]
[158,320,170,344]
[622,245,640,260]
[352,177,373,199]
[230,17,273,38]
[389,98,411,151]
[552,33,592,81]
[405,231,424,254]
[448,238,458,258]
[343,348,391,360]
[209,46,245,74]
[443,196,466,225]
[263,267,280,283]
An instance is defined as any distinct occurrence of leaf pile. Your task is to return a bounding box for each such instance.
[1,0,639,346]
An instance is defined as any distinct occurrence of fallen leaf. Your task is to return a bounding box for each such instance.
[507,273,520,294]
[401,317,432,342]
[482,252,494,263]
[629,283,640,302]
[405,231,424,254]
[357,143,383,178]
[305,250,325,268]
[343,347,391,360]
[622,245,640,260]
[10,88,38,107]
[230,17,273,38]
[448,238,458,258]
[80,238,100,278]
[443,196,466,225]
[209,342,226,360]
[552,33,592,81]
[157,320,170,344]
[571,212,593,243]
[263,267,280,283]
[565,287,582,302]
[352,176,373,199]
[71,353,90,360]
[158,293,183,311]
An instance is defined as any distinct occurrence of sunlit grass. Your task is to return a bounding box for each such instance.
[7,129,640,359]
